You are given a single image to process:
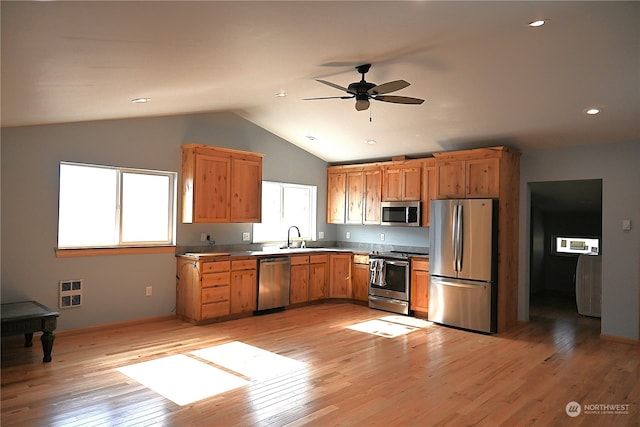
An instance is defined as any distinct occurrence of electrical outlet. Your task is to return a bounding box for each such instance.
[200,233,207,242]
[346,231,351,239]
[145,286,153,296]
[242,232,251,241]
[319,231,325,239]
[380,233,385,241]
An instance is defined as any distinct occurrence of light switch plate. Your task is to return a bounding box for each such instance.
[380,233,385,241]
[622,219,631,231]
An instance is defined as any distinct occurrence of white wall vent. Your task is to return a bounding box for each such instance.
[59,279,83,308]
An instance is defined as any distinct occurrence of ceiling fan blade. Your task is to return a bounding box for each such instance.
[316,79,349,93]
[373,95,424,105]
[368,80,410,95]
[303,95,354,100]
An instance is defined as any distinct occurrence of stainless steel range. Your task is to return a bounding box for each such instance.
[368,251,426,315]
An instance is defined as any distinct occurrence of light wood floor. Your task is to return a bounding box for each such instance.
[2,301,638,426]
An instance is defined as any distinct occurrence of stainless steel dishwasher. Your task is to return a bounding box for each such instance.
[257,257,291,311]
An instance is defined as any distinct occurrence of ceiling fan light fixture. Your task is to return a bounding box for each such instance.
[584,107,601,115]
[355,98,370,111]
[365,139,377,145]
[131,97,150,103]
[275,92,287,97]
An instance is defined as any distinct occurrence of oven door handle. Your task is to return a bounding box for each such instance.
[384,260,409,267]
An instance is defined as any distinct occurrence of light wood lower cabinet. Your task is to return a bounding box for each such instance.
[290,255,310,304]
[177,259,231,323]
[309,255,329,301]
[329,253,352,298]
[352,261,369,302]
[230,259,257,314]
[177,257,257,323]
[410,258,430,313]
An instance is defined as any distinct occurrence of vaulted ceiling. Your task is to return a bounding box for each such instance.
[2,1,638,163]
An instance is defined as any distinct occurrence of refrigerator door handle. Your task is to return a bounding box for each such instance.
[457,203,463,272]
[452,204,459,272]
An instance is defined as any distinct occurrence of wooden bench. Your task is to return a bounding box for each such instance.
[1,301,59,362]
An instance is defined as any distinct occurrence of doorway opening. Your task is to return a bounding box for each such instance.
[529,179,602,335]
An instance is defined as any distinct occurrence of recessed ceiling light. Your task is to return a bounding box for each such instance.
[131,97,150,103]
[275,92,287,97]
[305,135,317,141]
[528,19,547,27]
[584,108,601,115]
[365,139,377,145]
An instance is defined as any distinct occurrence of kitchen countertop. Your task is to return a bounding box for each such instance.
[176,247,360,260]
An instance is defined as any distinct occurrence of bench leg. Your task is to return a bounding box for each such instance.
[24,332,34,347]
[41,331,55,363]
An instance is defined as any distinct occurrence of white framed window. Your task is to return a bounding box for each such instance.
[57,162,177,249]
[252,181,317,244]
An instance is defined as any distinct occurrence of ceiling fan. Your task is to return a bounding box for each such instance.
[304,63,424,111]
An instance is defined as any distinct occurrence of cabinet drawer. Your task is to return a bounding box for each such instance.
[203,261,230,273]
[202,272,230,288]
[202,285,230,303]
[310,254,328,264]
[290,255,310,265]
[231,259,257,270]
[201,301,230,318]
[412,259,430,271]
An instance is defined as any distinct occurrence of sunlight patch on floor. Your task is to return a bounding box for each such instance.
[117,354,249,406]
[191,341,306,380]
[347,315,432,338]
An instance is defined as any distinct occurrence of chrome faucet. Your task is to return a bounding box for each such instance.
[287,226,301,248]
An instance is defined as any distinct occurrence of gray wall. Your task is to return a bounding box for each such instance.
[1,112,330,330]
[3,112,638,340]
[519,141,640,340]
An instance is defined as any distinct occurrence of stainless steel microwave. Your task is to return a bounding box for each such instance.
[380,201,421,226]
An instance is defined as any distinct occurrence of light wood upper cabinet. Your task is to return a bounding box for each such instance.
[421,159,437,227]
[434,152,500,199]
[363,167,382,224]
[327,165,382,225]
[346,170,364,224]
[327,170,347,224]
[181,144,263,224]
[231,157,262,223]
[382,162,422,201]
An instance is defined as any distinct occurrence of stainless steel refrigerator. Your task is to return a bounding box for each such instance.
[428,199,498,333]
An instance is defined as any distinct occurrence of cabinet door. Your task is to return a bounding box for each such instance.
[402,167,422,201]
[329,254,352,298]
[231,156,262,223]
[346,170,364,224]
[435,160,466,199]
[363,167,381,224]
[309,261,328,300]
[352,263,369,302]
[290,264,310,304]
[194,154,231,222]
[410,269,430,313]
[465,158,500,198]
[382,166,403,201]
[327,171,347,224]
[421,162,436,227]
[230,269,257,314]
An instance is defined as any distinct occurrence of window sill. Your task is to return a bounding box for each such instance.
[55,246,176,258]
